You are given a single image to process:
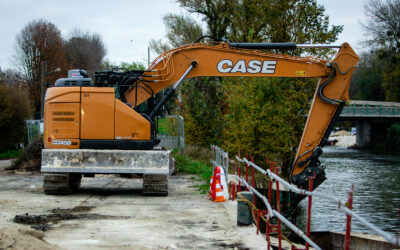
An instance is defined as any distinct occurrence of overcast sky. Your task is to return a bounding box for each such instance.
[0,0,369,71]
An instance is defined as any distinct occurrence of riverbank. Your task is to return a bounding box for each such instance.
[329,135,356,147]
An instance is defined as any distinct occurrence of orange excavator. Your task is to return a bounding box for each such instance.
[41,40,359,196]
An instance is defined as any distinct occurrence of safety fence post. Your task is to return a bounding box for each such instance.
[232,155,238,201]
[237,151,241,192]
[251,156,256,218]
[245,153,249,191]
[344,185,354,250]
[266,160,273,249]
[305,174,315,250]
[275,166,282,250]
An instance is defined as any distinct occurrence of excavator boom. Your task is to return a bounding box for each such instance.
[123,42,359,188]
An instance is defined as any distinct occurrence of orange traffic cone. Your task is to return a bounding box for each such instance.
[208,174,214,198]
[214,178,226,202]
[210,166,226,202]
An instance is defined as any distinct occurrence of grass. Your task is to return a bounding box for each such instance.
[172,148,213,193]
[0,150,20,160]
[157,118,169,134]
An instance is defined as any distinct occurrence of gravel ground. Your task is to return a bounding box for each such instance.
[0,169,267,249]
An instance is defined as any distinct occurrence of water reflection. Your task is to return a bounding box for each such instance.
[297,146,400,235]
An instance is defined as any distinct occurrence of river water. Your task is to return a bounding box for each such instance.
[297,146,400,235]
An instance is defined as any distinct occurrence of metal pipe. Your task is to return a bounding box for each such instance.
[275,167,282,250]
[273,212,322,250]
[172,61,197,89]
[306,175,314,250]
[229,42,296,50]
[228,42,341,50]
[345,185,354,250]
[296,44,341,49]
[234,175,321,249]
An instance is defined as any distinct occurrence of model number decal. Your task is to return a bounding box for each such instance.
[217,59,277,74]
[52,140,72,145]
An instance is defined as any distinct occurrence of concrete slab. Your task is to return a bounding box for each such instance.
[41,149,172,174]
[0,171,268,249]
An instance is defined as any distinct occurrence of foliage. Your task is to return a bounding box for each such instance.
[177,0,342,58]
[14,19,67,112]
[157,117,178,136]
[0,69,26,88]
[357,0,400,102]
[349,51,384,100]
[0,150,20,160]
[222,77,315,176]
[65,29,107,75]
[177,77,225,147]
[386,123,400,151]
[8,138,43,171]
[363,0,400,53]
[102,60,146,71]
[149,14,203,54]
[172,0,341,177]
[172,146,213,193]
[0,84,31,152]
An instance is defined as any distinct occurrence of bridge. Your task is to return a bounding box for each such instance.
[339,100,400,148]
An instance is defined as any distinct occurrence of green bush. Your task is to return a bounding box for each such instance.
[8,138,43,171]
[0,150,20,160]
[386,123,400,152]
[0,84,31,152]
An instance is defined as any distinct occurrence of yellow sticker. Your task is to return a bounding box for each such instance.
[296,70,306,76]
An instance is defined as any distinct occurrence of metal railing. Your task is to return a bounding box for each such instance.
[223,150,400,249]
[26,120,42,144]
[157,116,185,150]
[341,103,400,117]
[210,145,229,181]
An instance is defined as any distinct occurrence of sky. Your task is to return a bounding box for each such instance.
[0,0,369,71]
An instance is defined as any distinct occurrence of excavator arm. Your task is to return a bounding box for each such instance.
[121,41,358,189]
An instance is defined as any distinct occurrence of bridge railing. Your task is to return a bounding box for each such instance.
[223,150,399,249]
[341,103,400,117]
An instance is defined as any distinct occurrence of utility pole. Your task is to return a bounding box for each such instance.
[40,62,61,119]
[148,46,150,68]
[40,61,47,119]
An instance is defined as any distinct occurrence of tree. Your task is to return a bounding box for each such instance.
[149,14,203,54]
[361,0,400,101]
[14,19,66,112]
[101,60,146,71]
[178,0,233,39]
[349,51,385,100]
[65,29,107,74]
[363,0,400,52]
[1,69,27,88]
[178,0,342,57]
[0,84,31,151]
[174,0,341,172]
[222,77,312,175]
[176,77,224,147]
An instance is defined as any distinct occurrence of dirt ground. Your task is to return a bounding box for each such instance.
[0,163,267,249]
